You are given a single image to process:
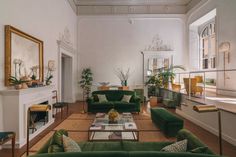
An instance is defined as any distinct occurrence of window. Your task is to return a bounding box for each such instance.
[200,22,216,69]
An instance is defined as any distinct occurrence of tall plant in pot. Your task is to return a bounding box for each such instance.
[158,65,185,89]
[79,68,93,113]
[79,68,93,98]
[145,74,162,97]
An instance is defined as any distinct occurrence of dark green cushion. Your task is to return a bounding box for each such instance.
[48,144,64,153]
[31,151,129,157]
[92,102,114,105]
[122,141,173,151]
[79,142,123,151]
[114,101,136,106]
[129,151,220,157]
[190,147,209,154]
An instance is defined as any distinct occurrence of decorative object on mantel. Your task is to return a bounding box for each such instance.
[13,58,23,79]
[79,68,93,113]
[193,105,222,155]
[5,25,44,86]
[99,82,110,86]
[115,68,131,86]
[45,60,56,85]
[219,41,231,85]
[98,82,110,90]
[8,76,28,90]
[30,65,39,80]
[144,34,173,51]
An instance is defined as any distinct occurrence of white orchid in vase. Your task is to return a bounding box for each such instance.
[13,59,23,79]
[45,60,56,85]
[30,65,39,80]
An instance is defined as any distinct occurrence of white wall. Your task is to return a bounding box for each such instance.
[0,0,78,131]
[187,0,236,96]
[78,15,186,99]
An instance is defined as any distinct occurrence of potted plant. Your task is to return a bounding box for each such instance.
[8,76,28,90]
[115,68,131,87]
[145,74,162,97]
[79,68,93,98]
[158,65,185,89]
[45,60,56,85]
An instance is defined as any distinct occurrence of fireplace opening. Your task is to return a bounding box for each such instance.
[29,101,50,134]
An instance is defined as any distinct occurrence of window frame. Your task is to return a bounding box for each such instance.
[199,20,216,70]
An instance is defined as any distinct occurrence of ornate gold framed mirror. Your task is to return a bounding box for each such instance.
[5,25,44,86]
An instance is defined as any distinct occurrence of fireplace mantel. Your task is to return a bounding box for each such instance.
[0,85,56,148]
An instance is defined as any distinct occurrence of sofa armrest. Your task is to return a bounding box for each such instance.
[176,129,215,155]
[36,138,52,154]
[132,96,141,103]
[87,97,95,104]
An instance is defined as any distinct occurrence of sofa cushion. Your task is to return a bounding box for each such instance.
[92,102,114,106]
[161,139,187,152]
[121,95,132,103]
[190,147,209,154]
[129,151,220,157]
[97,94,108,102]
[113,101,136,106]
[62,135,81,152]
[50,129,68,147]
[122,141,173,151]
[79,142,123,151]
[48,144,64,153]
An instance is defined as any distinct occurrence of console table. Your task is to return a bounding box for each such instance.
[0,85,55,148]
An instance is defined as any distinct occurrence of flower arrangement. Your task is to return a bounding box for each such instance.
[30,65,39,80]
[108,109,119,123]
[45,60,55,85]
[115,68,131,86]
[13,59,23,78]
[8,76,28,89]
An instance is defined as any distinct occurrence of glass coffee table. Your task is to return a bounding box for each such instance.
[88,113,139,141]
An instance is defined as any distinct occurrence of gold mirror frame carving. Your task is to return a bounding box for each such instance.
[5,25,44,86]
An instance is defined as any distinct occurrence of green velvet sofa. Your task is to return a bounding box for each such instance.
[30,129,220,157]
[87,90,141,113]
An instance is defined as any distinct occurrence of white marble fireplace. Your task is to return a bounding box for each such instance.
[0,85,55,148]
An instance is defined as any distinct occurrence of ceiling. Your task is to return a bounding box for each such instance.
[69,0,202,15]
[74,0,193,6]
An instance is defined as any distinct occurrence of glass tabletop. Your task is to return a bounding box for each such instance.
[90,113,137,131]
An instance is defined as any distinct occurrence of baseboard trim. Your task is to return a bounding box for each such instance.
[176,109,236,146]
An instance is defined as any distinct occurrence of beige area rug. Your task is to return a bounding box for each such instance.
[25,113,175,156]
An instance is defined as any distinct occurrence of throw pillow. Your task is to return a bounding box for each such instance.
[50,129,68,147]
[161,139,187,152]
[121,95,132,103]
[62,135,81,152]
[190,146,209,154]
[97,94,108,102]
[48,144,64,153]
